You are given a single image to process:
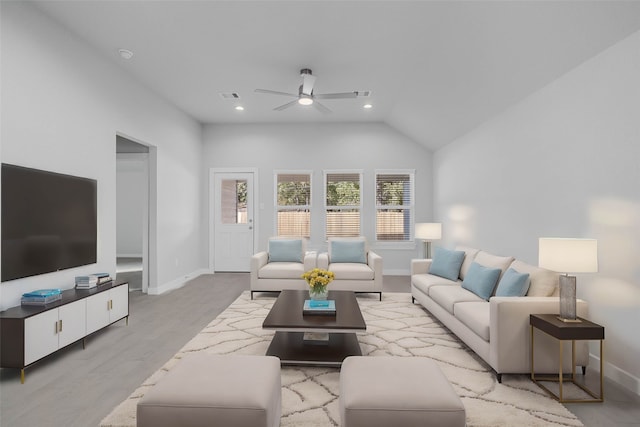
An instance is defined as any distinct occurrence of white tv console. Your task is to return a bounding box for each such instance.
[0,281,129,383]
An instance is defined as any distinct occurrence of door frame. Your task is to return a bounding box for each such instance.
[209,167,259,272]
[116,132,157,294]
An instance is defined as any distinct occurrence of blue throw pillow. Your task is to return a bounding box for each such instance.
[268,239,302,263]
[331,240,366,263]
[429,247,465,281]
[495,268,531,297]
[461,262,501,301]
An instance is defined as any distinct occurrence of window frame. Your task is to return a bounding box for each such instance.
[323,169,363,240]
[273,170,312,238]
[374,169,415,246]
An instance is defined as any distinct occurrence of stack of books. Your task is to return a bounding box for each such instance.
[303,299,336,316]
[21,289,62,306]
[75,273,112,289]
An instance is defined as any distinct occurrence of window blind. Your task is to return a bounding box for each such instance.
[325,172,361,238]
[375,173,413,241]
[276,173,311,237]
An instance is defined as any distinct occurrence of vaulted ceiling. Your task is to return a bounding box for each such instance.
[33,1,640,150]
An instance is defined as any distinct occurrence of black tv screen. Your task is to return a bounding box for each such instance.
[2,164,97,282]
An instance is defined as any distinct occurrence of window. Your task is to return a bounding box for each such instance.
[221,179,247,224]
[275,172,311,237]
[375,171,414,241]
[325,171,362,238]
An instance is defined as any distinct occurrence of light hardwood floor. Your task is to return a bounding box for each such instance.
[1,274,638,426]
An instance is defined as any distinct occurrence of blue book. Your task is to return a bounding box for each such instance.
[303,300,336,315]
[23,289,62,298]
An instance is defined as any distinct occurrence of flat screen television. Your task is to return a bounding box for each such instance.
[1,163,97,282]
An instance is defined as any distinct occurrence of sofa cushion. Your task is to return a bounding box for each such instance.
[268,238,303,263]
[429,285,484,314]
[330,240,367,264]
[454,302,490,341]
[455,246,480,280]
[461,262,501,301]
[474,251,515,277]
[510,260,559,297]
[259,262,305,279]
[429,247,465,281]
[412,273,458,296]
[495,268,530,297]
[329,262,374,280]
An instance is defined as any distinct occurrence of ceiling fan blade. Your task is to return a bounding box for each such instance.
[273,99,299,111]
[255,88,298,98]
[301,74,316,96]
[313,100,332,114]
[313,91,358,99]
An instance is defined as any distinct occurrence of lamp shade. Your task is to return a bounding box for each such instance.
[538,238,598,273]
[415,223,442,240]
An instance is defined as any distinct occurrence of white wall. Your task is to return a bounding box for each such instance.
[434,30,640,393]
[202,122,434,274]
[116,157,146,257]
[0,2,204,308]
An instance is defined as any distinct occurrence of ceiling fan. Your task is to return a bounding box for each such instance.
[255,68,357,113]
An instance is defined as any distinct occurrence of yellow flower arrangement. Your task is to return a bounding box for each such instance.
[302,268,335,297]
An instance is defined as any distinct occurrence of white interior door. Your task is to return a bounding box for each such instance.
[213,171,255,272]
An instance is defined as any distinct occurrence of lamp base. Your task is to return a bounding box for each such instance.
[556,316,582,323]
[559,274,578,321]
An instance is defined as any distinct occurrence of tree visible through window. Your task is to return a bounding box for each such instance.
[376,172,414,241]
[276,173,311,237]
[325,172,361,238]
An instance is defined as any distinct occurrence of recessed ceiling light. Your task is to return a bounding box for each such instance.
[118,49,134,60]
[298,96,313,106]
[363,104,373,109]
[235,106,244,111]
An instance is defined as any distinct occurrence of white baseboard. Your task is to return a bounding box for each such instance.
[383,269,410,276]
[148,269,213,295]
[590,353,640,397]
[117,253,143,258]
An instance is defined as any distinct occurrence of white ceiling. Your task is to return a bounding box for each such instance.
[33,1,640,150]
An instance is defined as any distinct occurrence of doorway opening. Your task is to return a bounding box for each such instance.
[116,135,154,292]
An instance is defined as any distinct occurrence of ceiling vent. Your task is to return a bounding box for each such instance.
[219,92,240,100]
[355,91,371,98]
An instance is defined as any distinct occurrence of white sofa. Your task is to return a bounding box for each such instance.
[411,246,589,382]
[250,237,317,299]
[317,237,383,300]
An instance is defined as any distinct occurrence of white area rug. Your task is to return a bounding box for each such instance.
[101,292,583,427]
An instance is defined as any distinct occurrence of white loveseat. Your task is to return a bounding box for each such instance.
[411,246,589,382]
[317,237,383,300]
[250,237,316,299]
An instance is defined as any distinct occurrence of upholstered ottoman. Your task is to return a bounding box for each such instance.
[339,356,466,427]
[137,354,281,427]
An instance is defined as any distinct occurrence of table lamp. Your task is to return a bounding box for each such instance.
[538,238,598,322]
[415,223,442,259]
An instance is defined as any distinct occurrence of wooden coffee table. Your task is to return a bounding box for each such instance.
[262,290,366,367]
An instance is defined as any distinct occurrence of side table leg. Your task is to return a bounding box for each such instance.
[20,369,25,384]
[572,340,576,382]
[559,340,564,401]
[530,325,535,380]
[600,339,604,399]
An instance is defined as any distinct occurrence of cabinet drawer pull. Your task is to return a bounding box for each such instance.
[55,321,58,334]
[59,319,63,332]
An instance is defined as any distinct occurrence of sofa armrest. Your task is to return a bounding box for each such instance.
[489,297,589,374]
[411,259,432,275]
[368,251,382,276]
[303,251,317,271]
[317,252,329,270]
[250,251,269,290]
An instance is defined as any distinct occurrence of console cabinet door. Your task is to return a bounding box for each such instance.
[109,284,129,322]
[58,299,86,348]
[86,292,110,335]
[24,310,59,365]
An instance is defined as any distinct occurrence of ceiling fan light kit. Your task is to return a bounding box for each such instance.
[255,68,359,113]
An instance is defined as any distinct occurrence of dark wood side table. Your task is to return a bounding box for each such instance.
[530,314,604,403]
